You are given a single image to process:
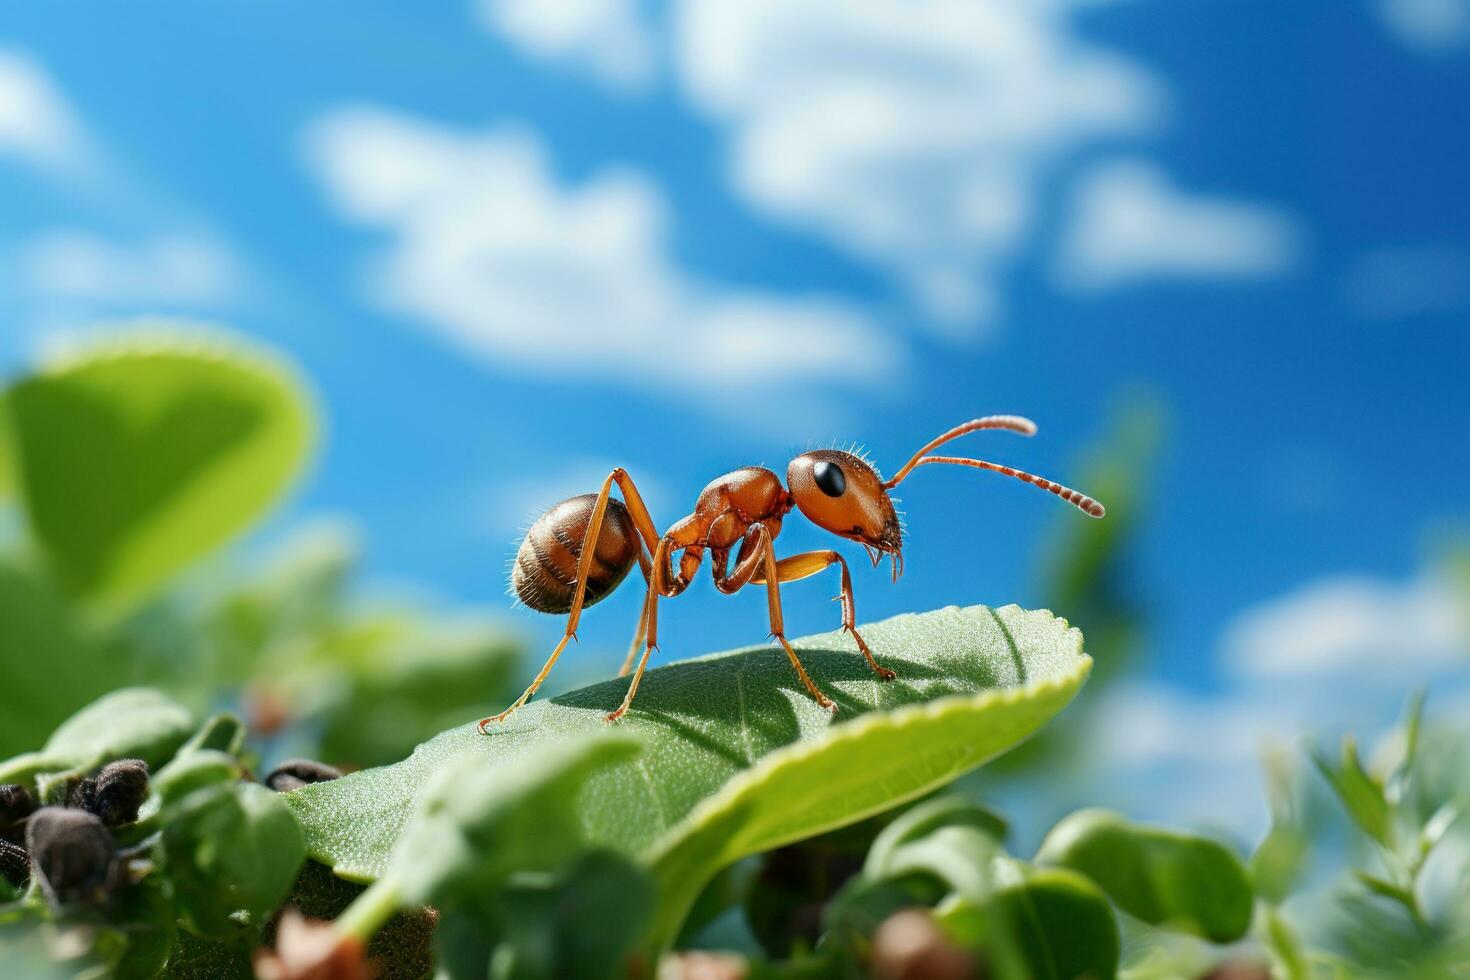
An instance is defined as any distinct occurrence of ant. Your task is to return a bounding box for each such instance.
[479,416,1104,731]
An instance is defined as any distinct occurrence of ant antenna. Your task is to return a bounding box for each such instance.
[883,416,1105,519]
[883,416,1037,487]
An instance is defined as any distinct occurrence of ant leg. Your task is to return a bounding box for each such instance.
[479,467,660,731]
[608,534,706,721]
[712,526,837,710]
[756,551,896,681]
[607,540,670,723]
[756,530,838,712]
[618,581,652,678]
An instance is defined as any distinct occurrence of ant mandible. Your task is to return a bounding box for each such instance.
[478,415,1105,731]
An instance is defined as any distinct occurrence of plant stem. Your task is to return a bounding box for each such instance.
[334,876,403,943]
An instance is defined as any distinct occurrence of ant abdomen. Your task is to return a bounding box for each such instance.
[511,494,640,614]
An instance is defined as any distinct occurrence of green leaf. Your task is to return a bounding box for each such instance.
[3,329,315,608]
[1035,808,1254,943]
[314,619,522,770]
[1250,746,1309,905]
[176,713,247,758]
[0,559,126,759]
[390,733,643,907]
[0,687,194,790]
[150,749,245,808]
[435,851,654,980]
[936,866,1120,980]
[290,604,1089,948]
[1312,736,1393,847]
[161,781,306,940]
[864,797,1008,878]
[0,416,14,499]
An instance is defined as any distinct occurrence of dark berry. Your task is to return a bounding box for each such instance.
[265,760,343,793]
[0,838,28,890]
[26,807,118,907]
[91,759,149,826]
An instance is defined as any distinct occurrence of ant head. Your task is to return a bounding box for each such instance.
[789,416,1107,581]
[787,450,903,574]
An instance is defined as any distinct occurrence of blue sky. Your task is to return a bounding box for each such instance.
[2,0,1468,832]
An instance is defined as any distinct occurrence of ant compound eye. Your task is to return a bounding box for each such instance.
[813,460,846,497]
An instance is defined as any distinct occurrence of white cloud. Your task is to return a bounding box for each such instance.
[0,49,84,168]
[305,107,895,388]
[1054,159,1300,291]
[1080,566,1470,837]
[474,0,655,91]
[1342,245,1470,319]
[672,0,1166,330]
[1373,0,1470,52]
[19,231,241,307]
[1224,572,1468,679]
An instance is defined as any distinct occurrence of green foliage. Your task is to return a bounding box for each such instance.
[329,735,653,980]
[2,330,314,609]
[0,687,311,976]
[434,851,654,980]
[0,559,131,759]
[1036,808,1254,943]
[0,687,194,793]
[195,523,522,769]
[161,781,306,939]
[938,867,1120,980]
[288,604,1091,946]
[392,734,642,907]
[1313,735,1393,848]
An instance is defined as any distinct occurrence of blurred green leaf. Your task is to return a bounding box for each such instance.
[741,818,878,958]
[435,851,654,980]
[1313,736,1393,848]
[864,797,1008,878]
[1251,747,1310,905]
[0,416,13,499]
[3,329,315,608]
[1037,393,1163,686]
[289,605,1090,949]
[161,781,306,940]
[391,733,642,907]
[1261,905,1308,980]
[1036,808,1254,942]
[0,687,194,790]
[313,620,521,769]
[938,866,1120,980]
[150,749,245,809]
[0,559,134,759]
[176,712,247,758]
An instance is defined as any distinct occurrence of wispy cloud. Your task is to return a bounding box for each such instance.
[1084,564,1469,836]
[18,230,241,307]
[1223,571,1468,679]
[0,49,86,171]
[671,0,1164,332]
[474,0,655,92]
[305,107,896,391]
[478,1,1307,332]
[1054,159,1301,291]
[1372,0,1470,52]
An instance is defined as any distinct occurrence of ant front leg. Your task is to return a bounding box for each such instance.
[717,525,838,712]
[756,551,896,681]
[479,467,660,732]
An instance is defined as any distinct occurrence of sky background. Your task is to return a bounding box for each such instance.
[1,0,1468,837]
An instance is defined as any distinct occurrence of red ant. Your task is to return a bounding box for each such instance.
[479,416,1104,730]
